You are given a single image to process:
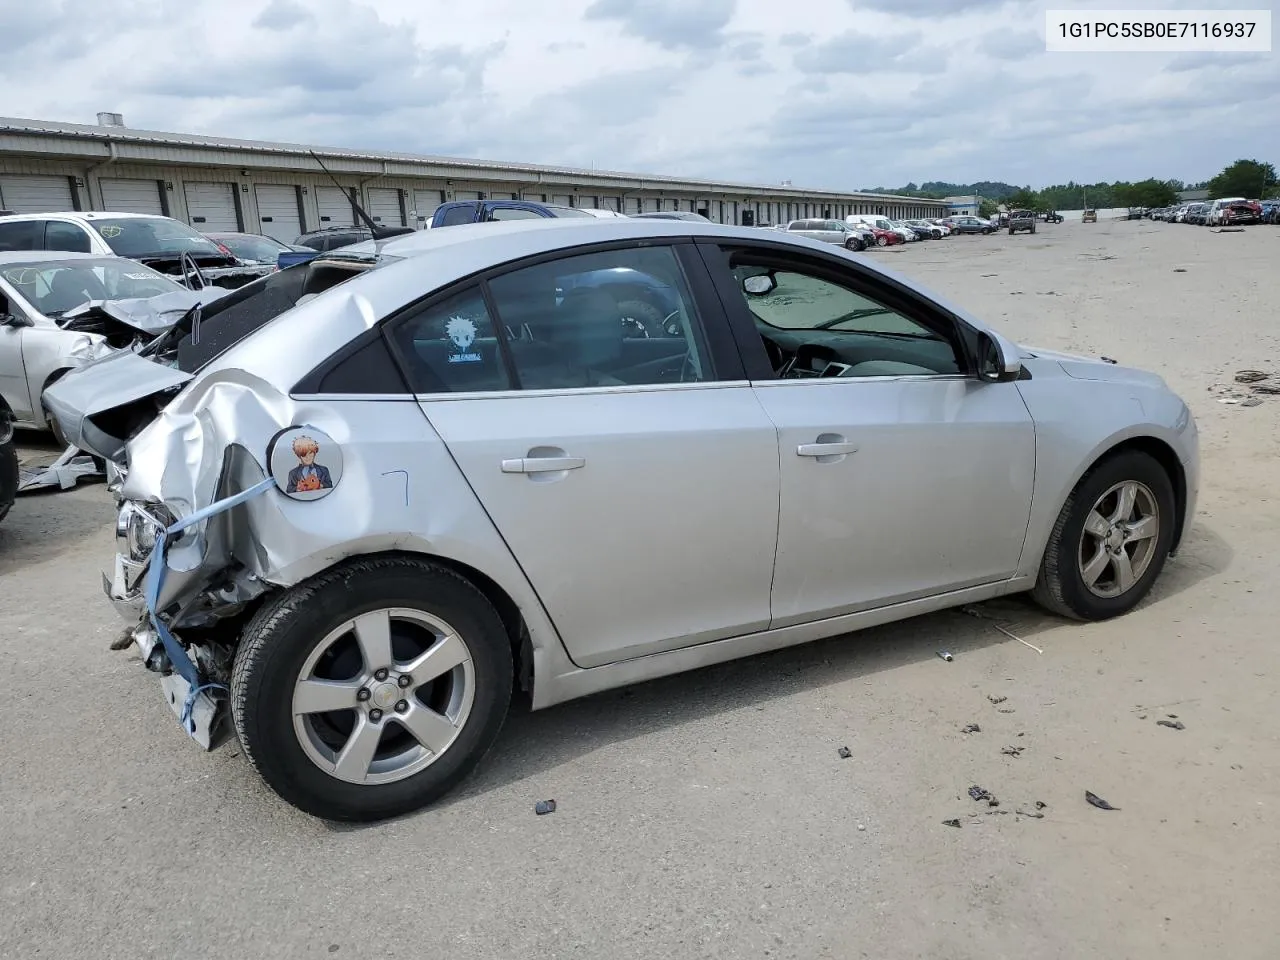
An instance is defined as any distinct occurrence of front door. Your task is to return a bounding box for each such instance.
[387,241,780,668]
[703,243,1036,627]
[0,282,33,421]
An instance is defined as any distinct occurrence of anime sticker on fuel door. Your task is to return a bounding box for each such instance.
[268,426,343,501]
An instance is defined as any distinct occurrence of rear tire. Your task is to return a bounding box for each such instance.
[232,555,513,821]
[0,423,17,525]
[876,236,888,247]
[1032,451,1175,621]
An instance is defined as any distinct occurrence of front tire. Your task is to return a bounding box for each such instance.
[232,555,513,821]
[1032,451,1175,621]
[876,236,887,247]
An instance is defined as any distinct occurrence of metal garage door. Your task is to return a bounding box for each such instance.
[411,189,441,228]
[551,194,572,207]
[454,190,483,201]
[255,184,302,242]
[641,197,659,212]
[316,186,354,227]
[0,175,75,213]
[100,178,164,215]
[597,196,621,212]
[367,187,403,226]
[184,181,239,231]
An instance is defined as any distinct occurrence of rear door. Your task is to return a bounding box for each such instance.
[699,240,1036,627]
[184,182,240,231]
[255,184,303,241]
[387,240,780,668]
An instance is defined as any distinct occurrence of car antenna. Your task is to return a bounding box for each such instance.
[308,150,413,240]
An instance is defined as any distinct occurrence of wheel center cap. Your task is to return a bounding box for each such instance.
[371,682,400,710]
[1106,527,1126,551]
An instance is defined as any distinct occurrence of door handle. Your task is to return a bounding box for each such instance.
[501,456,586,474]
[797,440,858,457]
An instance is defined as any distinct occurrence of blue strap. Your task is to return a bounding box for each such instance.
[143,476,277,730]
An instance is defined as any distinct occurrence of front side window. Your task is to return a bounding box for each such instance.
[489,207,542,221]
[438,205,477,227]
[722,252,963,378]
[44,221,93,253]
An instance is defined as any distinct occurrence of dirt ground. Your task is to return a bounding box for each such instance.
[2,218,1277,960]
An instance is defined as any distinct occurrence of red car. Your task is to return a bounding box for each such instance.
[867,227,904,247]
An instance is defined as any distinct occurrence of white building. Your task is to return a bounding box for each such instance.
[944,195,979,217]
[0,115,948,242]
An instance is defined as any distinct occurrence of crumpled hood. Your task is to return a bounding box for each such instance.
[59,287,230,336]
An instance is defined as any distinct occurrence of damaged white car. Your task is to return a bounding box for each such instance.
[0,252,227,440]
[47,218,1199,822]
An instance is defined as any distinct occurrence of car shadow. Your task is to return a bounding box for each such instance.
[323,520,1231,831]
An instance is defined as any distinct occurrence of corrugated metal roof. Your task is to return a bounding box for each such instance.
[0,116,943,204]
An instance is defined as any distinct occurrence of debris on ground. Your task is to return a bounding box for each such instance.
[1001,745,1025,757]
[1235,370,1270,383]
[936,650,953,662]
[838,746,852,759]
[1252,383,1280,395]
[1241,397,1263,407]
[1173,268,1187,272]
[1157,719,1186,730]
[961,723,981,734]
[987,695,1008,705]
[1016,808,1045,819]
[968,785,992,802]
[998,709,1016,714]
[534,800,557,815]
[1085,790,1119,811]
[17,445,103,494]
[1167,714,1178,719]
[942,818,962,828]
[1035,801,1047,810]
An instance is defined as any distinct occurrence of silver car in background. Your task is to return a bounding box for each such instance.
[0,252,203,437]
[48,218,1199,822]
[785,218,871,251]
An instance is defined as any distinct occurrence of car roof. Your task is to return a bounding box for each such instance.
[0,250,110,265]
[0,211,170,222]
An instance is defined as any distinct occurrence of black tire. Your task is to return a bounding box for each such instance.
[1032,450,1176,621]
[0,431,16,526]
[231,555,513,821]
[845,238,863,252]
[982,228,992,235]
[876,236,888,247]
[616,298,666,337]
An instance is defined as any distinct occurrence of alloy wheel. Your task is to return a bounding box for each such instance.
[1077,480,1161,599]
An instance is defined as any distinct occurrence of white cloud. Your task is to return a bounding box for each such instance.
[0,0,1275,189]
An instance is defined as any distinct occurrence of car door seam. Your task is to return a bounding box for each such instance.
[748,384,785,631]
[1011,381,1040,574]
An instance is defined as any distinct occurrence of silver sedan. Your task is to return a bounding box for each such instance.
[48,218,1199,821]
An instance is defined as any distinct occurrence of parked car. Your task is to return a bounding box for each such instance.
[630,211,714,222]
[928,219,953,236]
[945,216,995,235]
[785,219,869,251]
[1261,199,1280,224]
[1082,210,1098,223]
[1184,203,1210,225]
[0,252,224,438]
[889,220,925,241]
[1007,210,1037,235]
[906,220,943,239]
[431,199,597,229]
[46,217,1199,822]
[1206,198,1262,226]
[1044,211,1064,223]
[206,232,310,266]
[0,212,272,289]
[0,401,15,525]
[293,226,374,253]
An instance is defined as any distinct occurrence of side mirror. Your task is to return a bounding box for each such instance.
[1,311,33,328]
[743,274,776,296]
[977,329,1022,382]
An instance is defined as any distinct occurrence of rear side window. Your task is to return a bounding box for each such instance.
[438,204,477,227]
[489,207,542,221]
[0,220,42,252]
[44,221,92,253]
[386,286,514,393]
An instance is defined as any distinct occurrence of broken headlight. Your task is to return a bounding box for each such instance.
[115,501,176,563]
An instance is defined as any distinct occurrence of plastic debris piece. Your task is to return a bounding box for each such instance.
[534,800,557,815]
[857,824,866,832]
[998,709,1016,714]
[988,798,999,807]
[1035,801,1047,810]
[936,651,953,662]
[1017,809,1045,819]
[961,723,981,734]
[1001,745,1024,757]
[968,785,992,802]
[1167,714,1178,719]
[987,695,1008,705]
[1085,791,1119,811]
[942,818,962,828]
[1253,383,1280,395]
[1235,370,1270,383]
[838,746,852,759]
[1172,268,1187,273]
[1157,719,1186,730]
[992,622,1044,653]
[1241,397,1263,407]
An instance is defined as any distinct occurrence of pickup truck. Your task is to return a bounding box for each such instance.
[1007,210,1037,235]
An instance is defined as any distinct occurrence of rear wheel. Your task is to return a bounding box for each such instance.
[0,414,16,525]
[232,555,513,821]
[876,236,888,247]
[845,238,863,251]
[1032,451,1175,621]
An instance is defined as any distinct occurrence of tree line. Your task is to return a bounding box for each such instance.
[860,159,1277,212]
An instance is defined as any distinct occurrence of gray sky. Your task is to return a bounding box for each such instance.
[1,0,1275,191]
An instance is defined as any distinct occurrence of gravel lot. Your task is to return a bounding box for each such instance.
[3,219,1277,960]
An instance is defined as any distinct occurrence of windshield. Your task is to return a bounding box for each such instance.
[0,258,179,317]
[90,217,225,259]
[212,234,289,261]
[738,269,935,337]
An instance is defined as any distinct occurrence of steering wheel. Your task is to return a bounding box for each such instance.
[661,309,684,337]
